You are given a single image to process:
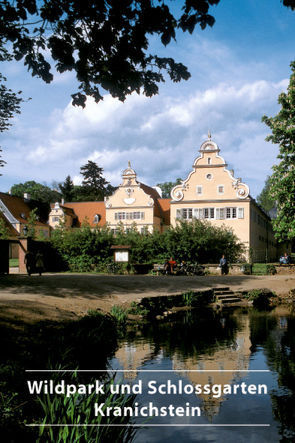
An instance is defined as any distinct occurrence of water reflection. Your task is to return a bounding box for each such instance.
[111,307,295,442]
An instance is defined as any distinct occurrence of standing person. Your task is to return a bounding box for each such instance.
[219,254,228,275]
[35,251,45,276]
[24,250,34,276]
[168,257,176,274]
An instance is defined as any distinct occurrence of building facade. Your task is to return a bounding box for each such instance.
[48,137,277,262]
[170,135,276,261]
[104,162,170,233]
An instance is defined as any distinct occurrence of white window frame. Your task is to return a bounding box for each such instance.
[225,207,237,219]
[238,207,244,219]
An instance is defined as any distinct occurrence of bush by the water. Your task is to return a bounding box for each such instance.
[50,220,244,272]
[245,289,275,308]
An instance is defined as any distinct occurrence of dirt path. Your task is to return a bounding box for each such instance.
[1,273,295,326]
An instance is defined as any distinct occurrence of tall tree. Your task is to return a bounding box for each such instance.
[59,175,75,202]
[256,176,276,214]
[262,61,295,241]
[11,181,61,204]
[80,160,109,201]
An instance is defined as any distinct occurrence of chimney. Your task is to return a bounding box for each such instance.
[61,198,65,205]
[24,193,31,201]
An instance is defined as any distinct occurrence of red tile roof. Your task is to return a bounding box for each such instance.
[0,192,49,227]
[62,201,106,227]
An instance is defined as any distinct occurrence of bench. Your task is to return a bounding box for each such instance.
[152,264,166,275]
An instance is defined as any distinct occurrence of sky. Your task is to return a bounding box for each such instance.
[1,0,295,198]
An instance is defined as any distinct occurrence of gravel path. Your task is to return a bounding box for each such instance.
[1,273,295,326]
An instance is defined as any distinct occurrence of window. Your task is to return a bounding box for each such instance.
[226,207,237,219]
[93,214,101,224]
[217,185,224,194]
[238,208,244,219]
[216,208,225,220]
[182,208,193,219]
[115,212,126,220]
[52,216,59,222]
[115,212,144,220]
[208,158,211,165]
[196,185,202,195]
[206,173,213,180]
[204,208,215,219]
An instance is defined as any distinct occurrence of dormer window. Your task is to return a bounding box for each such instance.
[93,214,101,224]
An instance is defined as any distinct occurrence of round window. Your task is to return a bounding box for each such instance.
[206,173,213,180]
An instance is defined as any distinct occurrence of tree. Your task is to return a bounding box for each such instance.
[0,0,223,107]
[156,178,182,198]
[256,176,276,214]
[10,180,61,204]
[0,71,23,172]
[11,180,61,220]
[262,61,295,241]
[80,160,109,201]
[59,175,75,202]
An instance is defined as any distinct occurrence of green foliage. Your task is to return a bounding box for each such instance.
[9,258,19,267]
[245,289,274,308]
[0,1,220,107]
[127,302,149,316]
[0,72,23,172]
[51,224,114,272]
[58,175,74,202]
[0,217,9,239]
[10,181,61,204]
[27,207,38,238]
[37,372,137,443]
[50,219,244,272]
[164,220,244,263]
[156,178,183,198]
[182,291,195,306]
[241,263,252,275]
[182,290,214,306]
[256,176,276,214]
[262,61,295,241]
[80,160,110,201]
[110,306,128,326]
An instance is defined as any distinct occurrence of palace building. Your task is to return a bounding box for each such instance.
[48,135,277,261]
[169,134,277,261]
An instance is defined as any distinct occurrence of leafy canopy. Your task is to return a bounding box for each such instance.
[262,61,295,241]
[256,176,276,214]
[0,0,222,106]
[156,178,182,198]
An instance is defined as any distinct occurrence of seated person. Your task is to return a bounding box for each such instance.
[280,252,291,264]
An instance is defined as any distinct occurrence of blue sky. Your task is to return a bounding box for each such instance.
[1,0,295,198]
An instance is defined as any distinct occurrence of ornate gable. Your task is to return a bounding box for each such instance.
[171,135,249,202]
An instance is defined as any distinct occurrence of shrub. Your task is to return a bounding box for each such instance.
[245,289,274,308]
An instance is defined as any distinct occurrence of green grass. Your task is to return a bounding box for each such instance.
[9,258,19,267]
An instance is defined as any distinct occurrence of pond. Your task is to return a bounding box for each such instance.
[109,306,295,443]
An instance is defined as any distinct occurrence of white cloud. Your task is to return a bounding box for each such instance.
[1,37,288,198]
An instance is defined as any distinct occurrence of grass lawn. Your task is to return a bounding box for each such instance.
[9,258,19,267]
